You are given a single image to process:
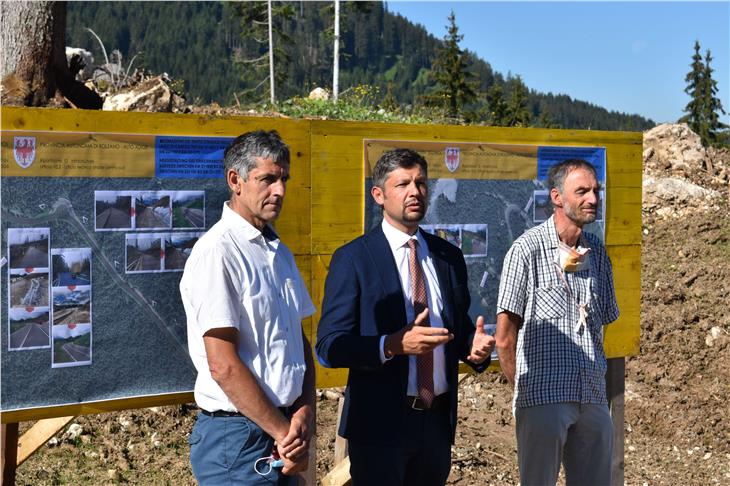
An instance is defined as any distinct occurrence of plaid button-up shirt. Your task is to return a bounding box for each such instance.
[497,216,619,409]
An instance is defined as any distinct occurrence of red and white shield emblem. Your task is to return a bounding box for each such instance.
[13,136,36,169]
[444,147,460,173]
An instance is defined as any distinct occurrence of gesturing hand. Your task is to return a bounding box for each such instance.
[385,307,454,357]
[467,316,495,364]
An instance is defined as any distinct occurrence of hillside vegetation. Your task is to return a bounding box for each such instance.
[66,1,653,131]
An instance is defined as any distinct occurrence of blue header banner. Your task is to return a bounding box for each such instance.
[155,136,233,179]
[537,146,606,183]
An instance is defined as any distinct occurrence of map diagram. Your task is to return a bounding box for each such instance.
[1,176,228,412]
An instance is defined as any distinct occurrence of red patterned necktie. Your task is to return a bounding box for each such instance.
[407,239,434,408]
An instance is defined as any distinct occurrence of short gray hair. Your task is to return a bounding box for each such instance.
[223,130,290,181]
[372,148,428,188]
[547,159,597,194]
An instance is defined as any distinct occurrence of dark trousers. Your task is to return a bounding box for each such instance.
[348,401,452,486]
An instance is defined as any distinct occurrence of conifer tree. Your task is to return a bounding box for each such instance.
[700,49,728,146]
[538,106,558,129]
[681,40,705,136]
[505,75,532,127]
[485,83,508,126]
[427,11,477,119]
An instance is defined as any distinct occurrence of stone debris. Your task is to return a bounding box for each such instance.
[643,124,729,219]
[308,87,330,100]
[103,74,186,113]
[63,423,84,442]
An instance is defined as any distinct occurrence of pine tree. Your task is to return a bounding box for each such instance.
[538,106,558,129]
[427,11,477,119]
[681,40,705,136]
[700,49,728,146]
[485,83,508,126]
[505,75,531,127]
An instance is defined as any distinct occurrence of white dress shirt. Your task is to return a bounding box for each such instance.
[180,202,316,412]
[379,219,449,396]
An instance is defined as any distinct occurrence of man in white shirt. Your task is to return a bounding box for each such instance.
[316,148,495,485]
[180,130,316,485]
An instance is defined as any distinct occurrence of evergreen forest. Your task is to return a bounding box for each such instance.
[66,1,654,131]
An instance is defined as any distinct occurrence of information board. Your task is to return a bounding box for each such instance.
[363,140,608,360]
[1,130,233,414]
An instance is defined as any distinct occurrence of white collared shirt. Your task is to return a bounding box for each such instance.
[180,202,316,411]
[380,219,448,396]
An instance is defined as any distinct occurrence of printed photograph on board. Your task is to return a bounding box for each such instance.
[164,232,203,271]
[125,233,163,273]
[52,248,91,287]
[52,286,91,326]
[533,190,553,222]
[52,323,92,368]
[9,269,50,308]
[135,191,172,230]
[95,191,133,231]
[461,224,488,257]
[597,190,605,222]
[8,307,50,350]
[171,191,205,229]
[7,227,49,270]
[421,224,461,249]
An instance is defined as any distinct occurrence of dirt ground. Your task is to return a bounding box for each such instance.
[13,150,730,485]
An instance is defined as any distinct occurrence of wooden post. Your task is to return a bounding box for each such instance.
[606,357,625,486]
[333,397,348,465]
[17,416,75,466]
[1,423,19,486]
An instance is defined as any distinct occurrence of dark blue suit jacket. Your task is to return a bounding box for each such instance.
[315,225,488,445]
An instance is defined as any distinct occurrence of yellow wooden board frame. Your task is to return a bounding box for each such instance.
[1,107,641,421]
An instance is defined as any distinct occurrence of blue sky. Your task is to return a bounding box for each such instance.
[387,1,729,125]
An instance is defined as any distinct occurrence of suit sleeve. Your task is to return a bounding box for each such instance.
[315,247,383,370]
[453,250,491,372]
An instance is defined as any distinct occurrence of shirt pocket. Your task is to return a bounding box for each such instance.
[534,285,568,319]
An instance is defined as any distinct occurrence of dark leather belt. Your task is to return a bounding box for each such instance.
[201,406,290,417]
[406,393,449,411]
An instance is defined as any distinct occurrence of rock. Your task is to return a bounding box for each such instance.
[64,423,84,441]
[705,326,728,347]
[103,75,179,112]
[643,123,708,176]
[107,469,120,481]
[323,389,343,401]
[308,87,330,100]
[643,176,717,203]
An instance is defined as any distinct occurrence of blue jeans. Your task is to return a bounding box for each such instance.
[189,412,296,485]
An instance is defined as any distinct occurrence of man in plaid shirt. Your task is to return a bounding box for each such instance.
[496,159,619,486]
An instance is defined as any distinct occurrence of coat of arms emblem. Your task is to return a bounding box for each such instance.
[444,147,460,173]
[13,136,36,169]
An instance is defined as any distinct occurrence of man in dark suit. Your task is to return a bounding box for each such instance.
[316,148,495,486]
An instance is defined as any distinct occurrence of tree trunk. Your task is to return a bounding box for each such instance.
[1,1,68,106]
